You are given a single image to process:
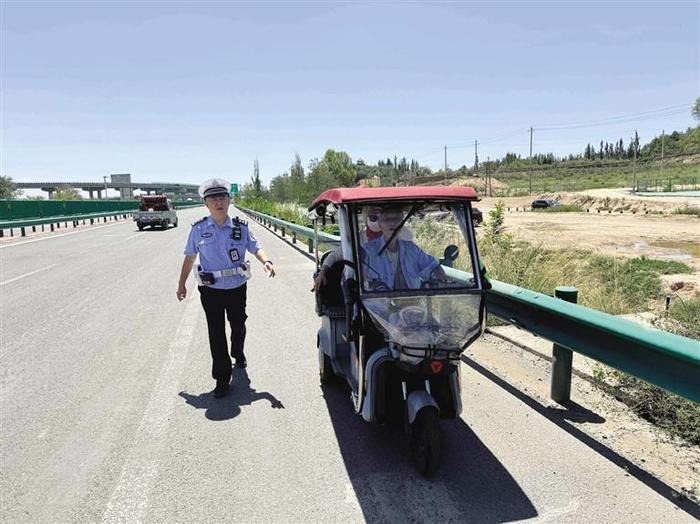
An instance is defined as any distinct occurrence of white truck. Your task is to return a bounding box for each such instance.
[134,195,179,230]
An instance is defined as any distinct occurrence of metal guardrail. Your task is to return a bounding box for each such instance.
[240,206,700,404]
[0,203,203,238]
[0,212,133,237]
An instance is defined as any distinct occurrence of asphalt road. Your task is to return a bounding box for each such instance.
[1,206,696,523]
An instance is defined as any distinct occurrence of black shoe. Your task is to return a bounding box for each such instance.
[212,379,230,398]
[235,356,247,369]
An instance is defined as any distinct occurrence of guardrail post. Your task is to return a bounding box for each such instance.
[292,231,297,244]
[308,238,314,254]
[281,226,285,237]
[551,286,578,404]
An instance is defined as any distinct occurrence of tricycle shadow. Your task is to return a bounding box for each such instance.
[321,381,537,522]
[178,368,284,422]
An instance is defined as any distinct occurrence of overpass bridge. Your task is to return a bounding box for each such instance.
[1,205,698,523]
[15,179,199,200]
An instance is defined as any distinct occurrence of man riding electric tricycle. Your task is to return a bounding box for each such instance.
[309,186,488,475]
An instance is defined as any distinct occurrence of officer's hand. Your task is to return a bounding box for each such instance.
[176,284,187,301]
[263,261,276,278]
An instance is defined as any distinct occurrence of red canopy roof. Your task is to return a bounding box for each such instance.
[310,186,479,209]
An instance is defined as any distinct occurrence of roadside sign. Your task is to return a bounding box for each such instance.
[230,183,239,195]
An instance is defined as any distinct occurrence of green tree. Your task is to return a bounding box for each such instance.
[306,158,333,199]
[53,185,83,200]
[251,158,263,197]
[323,149,355,187]
[692,96,700,122]
[0,175,20,199]
[289,153,306,202]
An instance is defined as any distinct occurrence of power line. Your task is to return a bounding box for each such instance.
[536,105,689,131]
[385,103,692,165]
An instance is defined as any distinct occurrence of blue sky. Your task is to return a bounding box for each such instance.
[2,1,698,188]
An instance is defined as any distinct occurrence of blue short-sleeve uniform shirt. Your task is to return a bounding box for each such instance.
[184,215,261,289]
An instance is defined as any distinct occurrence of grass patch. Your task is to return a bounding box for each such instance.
[664,295,700,340]
[537,204,585,213]
[615,373,700,445]
[238,197,339,235]
[627,256,692,274]
[594,297,700,447]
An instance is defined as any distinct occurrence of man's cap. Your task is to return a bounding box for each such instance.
[199,178,231,198]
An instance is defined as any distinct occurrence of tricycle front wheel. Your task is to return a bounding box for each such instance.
[410,408,441,476]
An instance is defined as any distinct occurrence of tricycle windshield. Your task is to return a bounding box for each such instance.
[355,202,483,349]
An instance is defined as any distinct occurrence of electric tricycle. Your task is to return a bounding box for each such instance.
[308,186,488,475]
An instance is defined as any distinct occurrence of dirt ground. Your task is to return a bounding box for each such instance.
[477,191,700,296]
[480,187,700,213]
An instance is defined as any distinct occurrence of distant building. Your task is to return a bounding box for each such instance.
[111,173,133,200]
[358,176,381,188]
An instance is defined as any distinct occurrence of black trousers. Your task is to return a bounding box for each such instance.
[198,284,248,381]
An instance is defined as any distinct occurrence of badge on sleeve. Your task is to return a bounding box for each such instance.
[229,248,240,262]
[231,226,242,241]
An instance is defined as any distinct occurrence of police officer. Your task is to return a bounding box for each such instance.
[176,178,276,398]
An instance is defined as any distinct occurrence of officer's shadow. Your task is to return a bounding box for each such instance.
[178,368,284,421]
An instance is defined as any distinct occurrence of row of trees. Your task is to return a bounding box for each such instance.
[242,124,699,204]
[243,150,428,204]
[582,132,641,160]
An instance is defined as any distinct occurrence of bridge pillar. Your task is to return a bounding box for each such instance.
[551,286,578,405]
[88,190,94,199]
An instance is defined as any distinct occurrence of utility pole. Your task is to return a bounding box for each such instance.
[474,140,479,175]
[103,175,109,200]
[444,145,448,175]
[632,131,638,192]
[660,129,665,181]
[529,127,534,195]
[486,156,491,196]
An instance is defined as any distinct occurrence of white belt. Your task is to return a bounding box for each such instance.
[210,267,248,278]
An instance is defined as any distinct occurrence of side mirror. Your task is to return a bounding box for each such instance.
[440,245,460,267]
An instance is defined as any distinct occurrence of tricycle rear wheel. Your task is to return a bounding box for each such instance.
[319,348,334,384]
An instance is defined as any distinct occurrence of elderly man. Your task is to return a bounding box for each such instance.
[360,206,445,291]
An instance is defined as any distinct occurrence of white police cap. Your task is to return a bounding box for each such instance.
[198,178,231,198]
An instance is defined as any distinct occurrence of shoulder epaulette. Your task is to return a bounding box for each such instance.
[233,216,248,226]
[191,216,208,227]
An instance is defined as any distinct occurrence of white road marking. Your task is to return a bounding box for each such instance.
[101,295,200,523]
[0,264,57,286]
[0,221,129,249]
[123,233,141,241]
